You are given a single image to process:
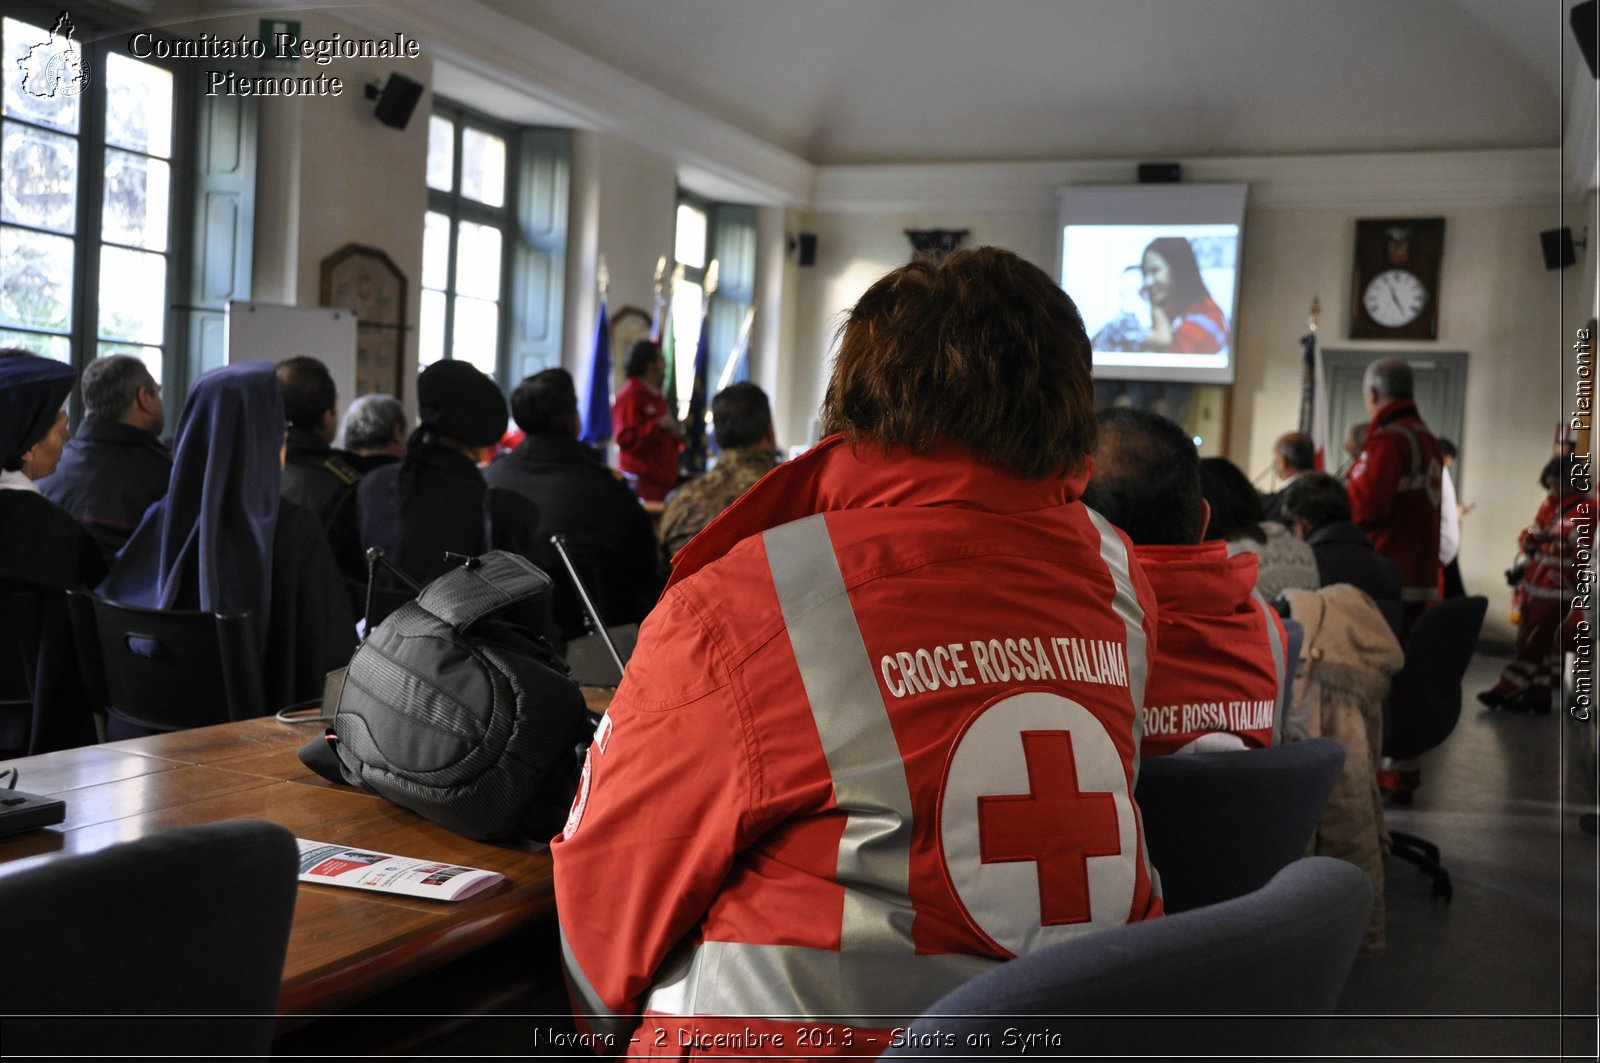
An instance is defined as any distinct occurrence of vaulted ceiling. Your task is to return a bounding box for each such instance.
[477,0,1573,165]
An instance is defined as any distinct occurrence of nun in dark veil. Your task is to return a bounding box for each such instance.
[0,350,105,753]
[0,351,105,591]
[101,361,356,714]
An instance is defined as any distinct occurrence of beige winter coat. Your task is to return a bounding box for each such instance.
[1283,583,1406,954]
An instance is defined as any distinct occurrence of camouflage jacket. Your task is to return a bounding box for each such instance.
[658,446,782,561]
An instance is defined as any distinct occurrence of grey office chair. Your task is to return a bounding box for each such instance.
[1,819,300,1054]
[881,856,1372,1059]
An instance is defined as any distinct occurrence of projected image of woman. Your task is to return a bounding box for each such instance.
[1138,236,1228,354]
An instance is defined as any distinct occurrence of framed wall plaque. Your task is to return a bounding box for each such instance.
[321,243,408,398]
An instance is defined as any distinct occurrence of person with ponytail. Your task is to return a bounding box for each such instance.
[355,359,562,647]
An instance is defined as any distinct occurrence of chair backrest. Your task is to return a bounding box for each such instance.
[882,856,1372,1059]
[1134,736,1346,912]
[67,590,267,736]
[1384,595,1488,760]
[0,819,299,1055]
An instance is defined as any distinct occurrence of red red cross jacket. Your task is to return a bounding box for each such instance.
[551,436,1164,1057]
[1521,489,1595,600]
[611,377,678,501]
[1347,399,1443,606]
[1132,541,1289,757]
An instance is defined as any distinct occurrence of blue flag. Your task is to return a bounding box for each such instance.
[681,306,711,476]
[580,294,613,445]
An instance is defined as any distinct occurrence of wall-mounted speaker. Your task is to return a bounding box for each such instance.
[1574,0,1597,79]
[365,73,423,130]
[793,232,817,267]
[1541,227,1579,270]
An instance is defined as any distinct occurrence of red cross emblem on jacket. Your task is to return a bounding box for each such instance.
[977,729,1122,925]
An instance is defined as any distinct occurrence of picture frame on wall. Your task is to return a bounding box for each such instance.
[321,244,409,399]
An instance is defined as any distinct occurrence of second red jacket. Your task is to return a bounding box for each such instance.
[1133,540,1289,757]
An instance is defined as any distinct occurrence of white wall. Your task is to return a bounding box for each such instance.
[564,131,678,387]
[230,10,430,416]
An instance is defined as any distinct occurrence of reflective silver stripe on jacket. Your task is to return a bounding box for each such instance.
[643,509,1155,1021]
[765,513,918,949]
[1253,591,1288,739]
[1260,589,1286,714]
[1381,422,1431,493]
[561,923,632,1041]
[1085,508,1159,900]
[644,938,999,1022]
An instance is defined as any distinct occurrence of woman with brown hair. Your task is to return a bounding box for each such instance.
[553,247,1163,1056]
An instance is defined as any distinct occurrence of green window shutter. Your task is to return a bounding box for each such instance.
[508,126,569,385]
[185,92,255,390]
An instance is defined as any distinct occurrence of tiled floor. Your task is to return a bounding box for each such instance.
[1327,649,1598,1060]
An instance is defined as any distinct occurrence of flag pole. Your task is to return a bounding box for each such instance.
[649,256,667,341]
[682,260,718,477]
[580,255,614,449]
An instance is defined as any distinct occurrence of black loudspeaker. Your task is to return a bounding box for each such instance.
[794,232,817,267]
[1574,1,1597,79]
[1137,162,1182,184]
[365,73,423,130]
[1541,227,1578,270]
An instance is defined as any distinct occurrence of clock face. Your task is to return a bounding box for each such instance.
[1362,268,1428,328]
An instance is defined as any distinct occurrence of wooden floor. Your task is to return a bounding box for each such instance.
[1329,648,1598,1060]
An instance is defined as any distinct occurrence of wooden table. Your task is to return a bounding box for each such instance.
[0,697,610,1017]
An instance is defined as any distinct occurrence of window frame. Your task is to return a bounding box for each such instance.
[670,191,756,418]
[422,98,516,382]
[1,6,197,413]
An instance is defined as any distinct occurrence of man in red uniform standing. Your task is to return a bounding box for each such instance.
[1082,407,1289,757]
[552,248,1163,1057]
[1346,358,1443,636]
[612,340,683,502]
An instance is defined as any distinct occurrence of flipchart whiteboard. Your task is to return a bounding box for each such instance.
[226,302,358,412]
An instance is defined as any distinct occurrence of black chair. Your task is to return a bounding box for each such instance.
[1383,594,1488,901]
[0,819,299,1055]
[1,585,98,754]
[882,856,1372,1059]
[1135,736,1346,912]
[66,590,268,739]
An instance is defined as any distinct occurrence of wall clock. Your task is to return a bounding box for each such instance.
[1349,218,1444,340]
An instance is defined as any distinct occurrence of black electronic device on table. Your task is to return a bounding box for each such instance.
[0,787,65,836]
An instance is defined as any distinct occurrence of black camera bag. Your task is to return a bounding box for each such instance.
[299,551,593,841]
